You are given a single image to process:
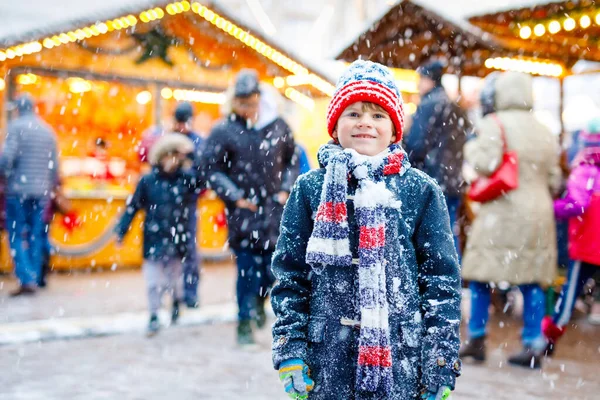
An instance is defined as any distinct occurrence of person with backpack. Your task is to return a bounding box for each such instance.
[403,60,471,257]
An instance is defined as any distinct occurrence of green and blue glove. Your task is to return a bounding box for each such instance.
[422,386,452,400]
[278,358,314,400]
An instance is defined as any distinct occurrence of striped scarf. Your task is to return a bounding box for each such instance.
[306,142,407,395]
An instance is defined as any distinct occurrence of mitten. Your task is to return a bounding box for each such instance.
[278,358,314,399]
[422,385,452,400]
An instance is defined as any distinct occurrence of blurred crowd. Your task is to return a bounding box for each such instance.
[0,60,598,372]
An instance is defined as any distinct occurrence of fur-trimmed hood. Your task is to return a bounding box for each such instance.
[148,133,194,166]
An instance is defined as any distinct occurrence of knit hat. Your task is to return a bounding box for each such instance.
[326,60,405,141]
[582,117,600,148]
[417,59,444,84]
[174,102,194,123]
[234,69,261,98]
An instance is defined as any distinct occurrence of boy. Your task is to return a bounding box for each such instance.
[271,60,461,400]
[115,134,203,336]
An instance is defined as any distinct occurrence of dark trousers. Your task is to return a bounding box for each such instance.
[553,261,599,327]
[234,249,274,321]
[183,252,200,305]
[6,195,48,286]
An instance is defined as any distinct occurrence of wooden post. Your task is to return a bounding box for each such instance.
[559,76,565,144]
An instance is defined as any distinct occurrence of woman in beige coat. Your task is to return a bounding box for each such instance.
[459,72,561,369]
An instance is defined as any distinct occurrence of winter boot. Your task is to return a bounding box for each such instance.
[171,300,180,325]
[507,346,543,369]
[255,297,267,329]
[237,320,256,346]
[541,316,565,356]
[147,314,160,337]
[459,336,486,362]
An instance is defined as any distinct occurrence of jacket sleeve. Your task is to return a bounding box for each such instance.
[115,177,145,240]
[554,165,597,220]
[414,181,462,391]
[404,100,437,166]
[280,121,300,193]
[0,124,20,174]
[200,126,244,205]
[270,174,314,369]
[464,116,504,177]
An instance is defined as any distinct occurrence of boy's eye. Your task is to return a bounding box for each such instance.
[373,113,386,119]
[347,112,360,117]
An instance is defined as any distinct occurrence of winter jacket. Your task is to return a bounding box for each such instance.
[462,72,561,286]
[115,167,203,261]
[404,85,470,197]
[200,113,298,251]
[271,161,462,399]
[554,148,600,266]
[0,111,59,198]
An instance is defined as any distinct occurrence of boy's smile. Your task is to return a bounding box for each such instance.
[333,101,396,156]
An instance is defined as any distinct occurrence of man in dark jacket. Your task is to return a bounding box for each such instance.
[201,69,299,345]
[173,102,204,308]
[0,95,59,296]
[403,60,470,258]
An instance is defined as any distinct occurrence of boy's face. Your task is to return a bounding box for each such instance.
[333,102,396,156]
[160,152,184,173]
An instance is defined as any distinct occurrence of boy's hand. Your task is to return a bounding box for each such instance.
[422,386,451,400]
[235,198,258,212]
[278,358,314,399]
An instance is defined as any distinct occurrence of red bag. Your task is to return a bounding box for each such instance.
[468,115,519,203]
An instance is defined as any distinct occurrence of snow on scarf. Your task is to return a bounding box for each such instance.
[306,142,407,395]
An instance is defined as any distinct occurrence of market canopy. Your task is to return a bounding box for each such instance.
[337,0,573,78]
[468,0,600,69]
[0,0,335,98]
[336,0,502,77]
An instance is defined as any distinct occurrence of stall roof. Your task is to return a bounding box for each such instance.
[335,0,502,76]
[0,0,336,93]
[468,0,600,67]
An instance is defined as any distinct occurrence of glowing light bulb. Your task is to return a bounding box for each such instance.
[519,26,532,39]
[533,24,545,36]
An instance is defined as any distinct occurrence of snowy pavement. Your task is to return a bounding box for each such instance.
[1,265,599,399]
[0,317,599,400]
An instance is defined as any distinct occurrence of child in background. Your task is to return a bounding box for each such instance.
[271,60,461,400]
[115,134,203,336]
[543,118,600,353]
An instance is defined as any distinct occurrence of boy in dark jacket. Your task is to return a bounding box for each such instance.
[271,60,461,400]
[115,134,203,336]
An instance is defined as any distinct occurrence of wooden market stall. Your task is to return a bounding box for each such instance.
[0,0,334,271]
[336,0,574,92]
[468,0,600,133]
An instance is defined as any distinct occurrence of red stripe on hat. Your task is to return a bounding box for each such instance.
[359,225,385,249]
[326,80,404,142]
[327,82,399,124]
[315,202,348,224]
[358,345,393,367]
[383,152,404,175]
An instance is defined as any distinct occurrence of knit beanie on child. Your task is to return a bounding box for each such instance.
[326,60,405,142]
[583,117,600,148]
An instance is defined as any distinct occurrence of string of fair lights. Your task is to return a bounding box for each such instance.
[516,8,600,39]
[0,1,332,109]
[0,0,575,103]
